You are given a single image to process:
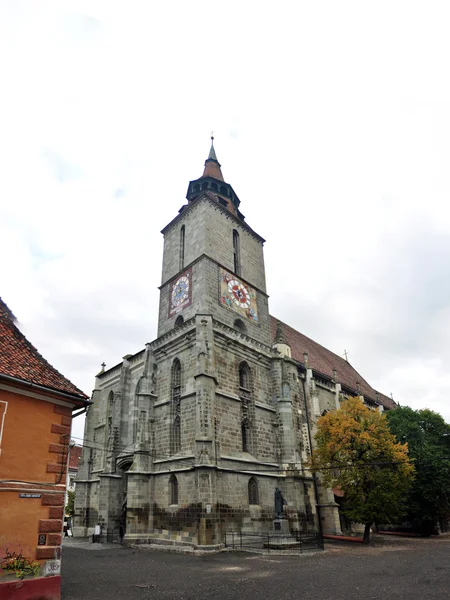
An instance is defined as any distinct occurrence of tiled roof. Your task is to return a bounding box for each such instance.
[270,316,396,411]
[68,444,83,470]
[0,297,88,400]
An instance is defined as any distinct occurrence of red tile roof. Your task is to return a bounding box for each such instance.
[0,297,88,401]
[68,444,83,470]
[270,316,396,410]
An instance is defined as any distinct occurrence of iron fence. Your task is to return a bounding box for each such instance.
[223,531,324,554]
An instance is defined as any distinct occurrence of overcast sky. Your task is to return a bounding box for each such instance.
[1,1,449,442]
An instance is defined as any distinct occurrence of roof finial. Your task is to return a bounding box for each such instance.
[211,130,214,142]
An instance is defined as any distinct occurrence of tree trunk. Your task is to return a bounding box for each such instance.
[363,522,371,544]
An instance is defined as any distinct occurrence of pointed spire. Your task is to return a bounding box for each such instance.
[207,134,218,161]
[274,321,288,345]
[202,133,224,181]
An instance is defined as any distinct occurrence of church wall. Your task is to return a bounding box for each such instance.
[201,201,267,293]
[160,206,206,286]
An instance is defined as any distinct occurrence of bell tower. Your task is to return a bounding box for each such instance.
[157,138,271,345]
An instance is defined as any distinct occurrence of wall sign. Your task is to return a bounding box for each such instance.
[44,560,61,577]
[38,534,47,546]
[19,493,42,498]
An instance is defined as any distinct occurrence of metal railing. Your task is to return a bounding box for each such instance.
[223,531,324,553]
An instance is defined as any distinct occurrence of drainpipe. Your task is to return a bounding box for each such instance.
[301,373,323,536]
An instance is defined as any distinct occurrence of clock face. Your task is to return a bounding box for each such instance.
[227,279,251,308]
[169,268,192,317]
[219,269,258,323]
[172,276,190,306]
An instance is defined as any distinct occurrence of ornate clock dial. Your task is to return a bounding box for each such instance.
[171,275,190,306]
[227,279,251,308]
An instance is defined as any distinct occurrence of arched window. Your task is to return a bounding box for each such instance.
[179,225,185,271]
[173,416,181,453]
[234,319,246,334]
[171,359,181,454]
[233,229,240,275]
[239,362,251,391]
[175,315,184,327]
[242,418,251,453]
[248,477,259,505]
[169,474,178,505]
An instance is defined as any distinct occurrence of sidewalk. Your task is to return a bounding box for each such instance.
[62,536,123,551]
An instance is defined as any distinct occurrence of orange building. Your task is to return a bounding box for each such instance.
[0,298,88,600]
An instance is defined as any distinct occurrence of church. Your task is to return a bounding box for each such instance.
[74,140,395,547]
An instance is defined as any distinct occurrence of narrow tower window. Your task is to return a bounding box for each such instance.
[239,362,250,390]
[169,474,179,505]
[171,359,181,454]
[242,419,250,453]
[179,225,185,271]
[248,477,259,505]
[233,229,240,275]
[239,362,252,453]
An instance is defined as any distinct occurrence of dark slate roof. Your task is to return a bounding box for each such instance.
[0,297,88,400]
[270,316,396,410]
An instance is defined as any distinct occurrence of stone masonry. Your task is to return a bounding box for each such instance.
[74,141,395,546]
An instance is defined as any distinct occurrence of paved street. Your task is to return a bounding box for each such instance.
[61,536,450,600]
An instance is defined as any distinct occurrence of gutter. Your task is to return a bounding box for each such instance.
[0,373,91,407]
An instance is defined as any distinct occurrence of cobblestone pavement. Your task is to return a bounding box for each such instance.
[61,536,450,600]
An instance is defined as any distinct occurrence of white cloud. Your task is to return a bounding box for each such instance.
[1,1,450,441]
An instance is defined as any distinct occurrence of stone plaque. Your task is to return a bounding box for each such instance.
[44,560,61,577]
[38,534,46,546]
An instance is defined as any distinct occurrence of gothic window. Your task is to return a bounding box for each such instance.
[239,362,252,453]
[242,418,251,453]
[234,319,246,334]
[233,229,241,275]
[248,477,259,505]
[179,225,185,271]
[239,362,250,391]
[171,359,181,454]
[169,474,178,505]
[175,315,184,327]
[173,416,181,453]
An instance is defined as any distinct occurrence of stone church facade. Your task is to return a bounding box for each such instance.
[74,141,395,547]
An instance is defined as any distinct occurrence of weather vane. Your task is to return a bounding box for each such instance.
[211,130,214,142]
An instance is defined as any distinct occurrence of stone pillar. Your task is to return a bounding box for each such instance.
[194,315,217,463]
[73,372,101,537]
[97,473,122,534]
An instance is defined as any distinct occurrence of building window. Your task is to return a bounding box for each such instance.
[169,474,179,505]
[179,225,185,271]
[239,362,251,391]
[173,416,181,454]
[175,315,184,327]
[171,359,181,454]
[234,319,246,334]
[233,229,240,275]
[242,419,251,453]
[239,362,252,453]
[248,477,259,505]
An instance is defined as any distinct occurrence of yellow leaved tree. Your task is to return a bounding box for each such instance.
[309,396,414,543]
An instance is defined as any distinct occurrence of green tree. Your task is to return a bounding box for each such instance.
[387,406,450,534]
[65,490,75,518]
[309,397,414,543]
